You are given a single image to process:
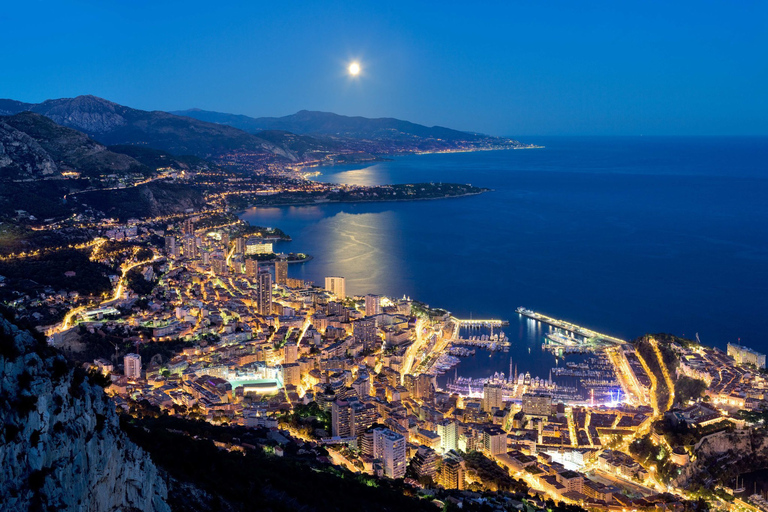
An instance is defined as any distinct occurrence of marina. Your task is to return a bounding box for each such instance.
[517,307,626,346]
[441,373,582,402]
[433,316,628,406]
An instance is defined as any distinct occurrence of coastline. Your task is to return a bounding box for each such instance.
[249,255,314,265]
[235,189,490,215]
[292,144,544,174]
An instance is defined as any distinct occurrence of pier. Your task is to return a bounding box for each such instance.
[516,307,626,345]
[456,318,509,327]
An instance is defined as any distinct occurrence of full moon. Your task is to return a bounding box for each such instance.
[348,62,361,76]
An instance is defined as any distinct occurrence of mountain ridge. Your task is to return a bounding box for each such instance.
[0,95,301,162]
[0,112,147,180]
[171,107,506,142]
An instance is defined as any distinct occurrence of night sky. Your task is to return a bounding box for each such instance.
[2,0,766,136]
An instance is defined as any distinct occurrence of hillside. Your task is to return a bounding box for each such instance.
[2,112,148,179]
[0,313,440,512]
[0,315,170,511]
[107,145,210,171]
[76,181,207,221]
[0,112,149,181]
[0,95,301,161]
[173,108,509,142]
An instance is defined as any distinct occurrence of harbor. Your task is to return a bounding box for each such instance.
[433,314,626,406]
[517,307,627,347]
[441,372,582,402]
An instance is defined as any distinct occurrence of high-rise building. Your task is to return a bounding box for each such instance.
[245,259,259,278]
[235,237,247,255]
[327,301,348,320]
[332,399,376,438]
[482,425,507,456]
[439,452,465,490]
[411,446,440,481]
[373,428,407,479]
[283,343,298,364]
[360,427,376,457]
[274,258,288,285]
[325,276,346,299]
[483,382,503,413]
[212,258,228,276]
[182,218,194,236]
[282,363,301,387]
[436,420,458,453]
[353,318,378,351]
[365,294,381,316]
[256,270,272,316]
[522,393,552,417]
[332,399,353,437]
[221,233,230,250]
[352,373,370,398]
[415,374,435,402]
[124,353,142,379]
[231,255,245,274]
[164,235,176,256]
[183,236,197,259]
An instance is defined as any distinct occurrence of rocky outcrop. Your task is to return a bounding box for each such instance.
[24,95,292,160]
[0,317,170,512]
[673,428,768,487]
[1,112,145,178]
[0,120,58,179]
[33,95,130,135]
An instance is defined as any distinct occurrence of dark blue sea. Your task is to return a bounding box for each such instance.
[240,137,768,386]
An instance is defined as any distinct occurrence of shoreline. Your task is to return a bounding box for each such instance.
[236,189,490,215]
[249,255,313,265]
[293,144,544,174]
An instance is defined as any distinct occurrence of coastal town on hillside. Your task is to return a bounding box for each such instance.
[3,206,767,512]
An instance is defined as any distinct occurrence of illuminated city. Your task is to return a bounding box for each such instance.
[1,2,767,512]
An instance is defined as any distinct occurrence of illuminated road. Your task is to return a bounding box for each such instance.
[400,317,429,379]
[650,337,675,412]
[0,237,106,262]
[605,346,649,406]
[51,249,163,336]
[636,347,661,416]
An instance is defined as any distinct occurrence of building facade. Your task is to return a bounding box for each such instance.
[727,343,766,369]
[522,393,552,417]
[274,259,288,285]
[325,276,346,300]
[124,353,142,379]
[483,382,503,413]
[373,428,406,479]
[256,270,272,316]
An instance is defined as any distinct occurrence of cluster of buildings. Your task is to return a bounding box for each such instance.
[676,342,768,410]
[27,215,765,510]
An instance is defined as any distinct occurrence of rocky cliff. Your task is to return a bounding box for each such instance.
[0,316,170,512]
[673,428,768,488]
[0,119,58,179]
[0,112,147,179]
[1,95,301,161]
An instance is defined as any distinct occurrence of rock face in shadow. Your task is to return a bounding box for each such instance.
[0,118,59,180]
[3,95,297,160]
[1,111,146,179]
[0,317,170,512]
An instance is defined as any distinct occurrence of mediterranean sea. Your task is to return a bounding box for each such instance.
[240,136,768,386]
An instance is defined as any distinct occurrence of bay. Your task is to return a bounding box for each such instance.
[240,136,768,374]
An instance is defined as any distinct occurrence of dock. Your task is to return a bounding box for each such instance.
[455,318,509,327]
[516,307,626,345]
